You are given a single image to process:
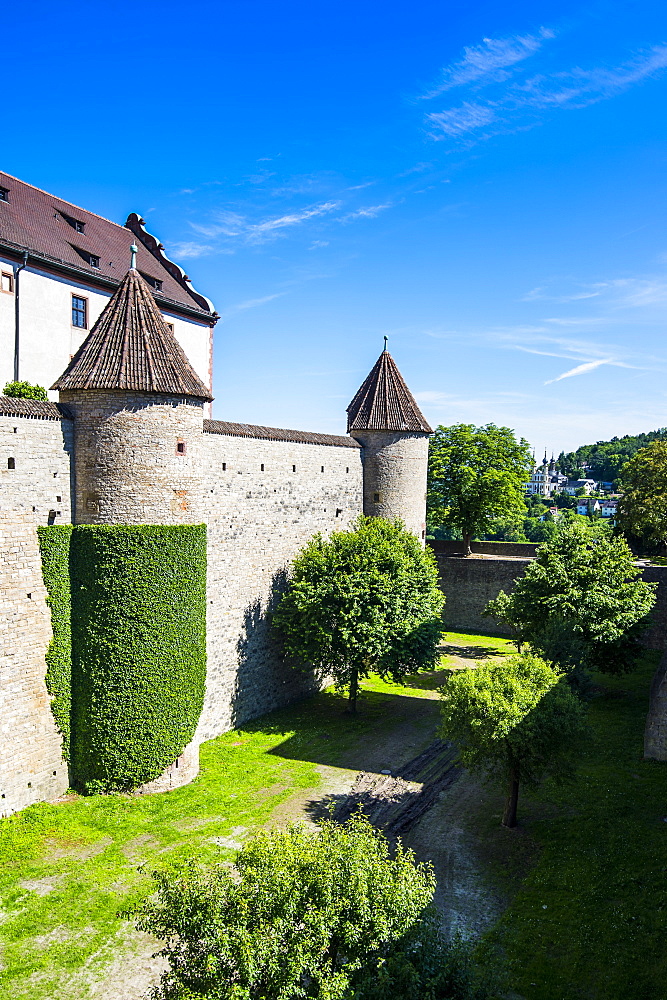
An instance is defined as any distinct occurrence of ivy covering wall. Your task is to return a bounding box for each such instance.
[38,524,207,793]
[37,524,74,759]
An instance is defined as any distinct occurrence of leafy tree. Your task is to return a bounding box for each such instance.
[273,517,445,712]
[483,520,656,677]
[427,424,532,555]
[129,814,493,1000]
[3,380,48,400]
[616,441,667,551]
[440,653,589,827]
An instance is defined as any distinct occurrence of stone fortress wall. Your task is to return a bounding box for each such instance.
[0,404,364,814]
[0,401,74,815]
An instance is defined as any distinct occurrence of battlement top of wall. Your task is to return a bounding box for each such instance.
[0,397,72,421]
[203,419,361,449]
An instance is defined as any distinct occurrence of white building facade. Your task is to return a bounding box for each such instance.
[0,173,218,404]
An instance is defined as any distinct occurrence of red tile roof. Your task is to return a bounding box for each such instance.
[204,419,360,448]
[0,171,217,322]
[347,350,432,433]
[52,269,213,401]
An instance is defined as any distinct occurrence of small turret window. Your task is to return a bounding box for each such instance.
[373,492,382,503]
[7,457,15,470]
[176,440,186,455]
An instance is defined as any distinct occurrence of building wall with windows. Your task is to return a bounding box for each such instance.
[0,257,212,398]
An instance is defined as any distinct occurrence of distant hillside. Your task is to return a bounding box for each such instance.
[558,428,667,483]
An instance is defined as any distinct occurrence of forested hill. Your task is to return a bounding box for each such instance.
[558,428,667,482]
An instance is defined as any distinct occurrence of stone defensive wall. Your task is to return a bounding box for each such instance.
[429,540,667,650]
[0,403,363,814]
[198,420,363,741]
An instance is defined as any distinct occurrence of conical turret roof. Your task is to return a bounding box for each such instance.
[347,350,432,433]
[51,269,213,401]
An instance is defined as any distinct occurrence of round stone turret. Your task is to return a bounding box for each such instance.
[52,268,212,525]
[347,350,432,540]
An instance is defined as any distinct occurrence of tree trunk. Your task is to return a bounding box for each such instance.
[463,532,472,557]
[348,668,359,714]
[502,768,520,828]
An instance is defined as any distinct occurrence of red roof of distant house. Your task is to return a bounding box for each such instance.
[347,350,432,433]
[0,171,217,322]
[52,269,213,401]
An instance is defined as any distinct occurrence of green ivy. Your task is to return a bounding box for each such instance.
[38,524,207,794]
[70,524,207,793]
[37,525,74,759]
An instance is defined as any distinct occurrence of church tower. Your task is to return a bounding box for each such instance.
[347,348,432,540]
[52,259,212,525]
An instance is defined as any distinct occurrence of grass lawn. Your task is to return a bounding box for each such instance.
[479,650,667,1000]
[1,634,665,1000]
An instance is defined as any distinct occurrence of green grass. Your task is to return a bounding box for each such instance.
[2,635,665,1000]
[483,650,667,1000]
[0,669,449,999]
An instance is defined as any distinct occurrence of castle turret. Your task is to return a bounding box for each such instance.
[347,348,432,540]
[51,264,212,525]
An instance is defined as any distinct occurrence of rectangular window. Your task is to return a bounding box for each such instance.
[0,187,8,202]
[89,253,100,268]
[72,295,87,328]
[1,272,13,293]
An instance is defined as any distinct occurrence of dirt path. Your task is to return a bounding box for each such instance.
[70,636,513,997]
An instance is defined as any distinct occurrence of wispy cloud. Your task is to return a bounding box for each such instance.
[189,201,341,246]
[544,358,614,384]
[423,38,667,144]
[420,28,554,98]
[339,203,392,223]
[167,240,217,259]
[219,292,288,321]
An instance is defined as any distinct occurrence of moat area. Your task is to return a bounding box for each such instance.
[1,633,663,1000]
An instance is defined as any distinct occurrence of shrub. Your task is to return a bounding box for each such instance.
[129,814,494,999]
[3,380,48,400]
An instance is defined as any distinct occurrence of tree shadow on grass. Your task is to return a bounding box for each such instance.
[254,687,442,776]
[439,644,509,661]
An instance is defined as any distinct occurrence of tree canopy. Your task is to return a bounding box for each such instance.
[558,427,667,484]
[616,441,667,551]
[440,653,588,827]
[483,520,656,676]
[129,814,493,999]
[273,517,445,711]
[427,424,532,554]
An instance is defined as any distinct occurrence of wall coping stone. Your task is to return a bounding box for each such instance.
[0,397,72,421]
[203,419,361,449]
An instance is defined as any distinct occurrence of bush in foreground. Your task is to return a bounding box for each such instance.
[273,517,445,711]
[129,814,494,999]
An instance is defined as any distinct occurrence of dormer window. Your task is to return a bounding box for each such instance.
[61,212,85,233]
[0,187,8,202]
[71,245,100,269]
[140,272,163,291]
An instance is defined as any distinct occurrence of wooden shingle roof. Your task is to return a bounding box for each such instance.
[52,269,213,401]
[347,350,432,433]
[204,419,361,448]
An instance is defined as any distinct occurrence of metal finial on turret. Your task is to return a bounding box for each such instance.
[130,243,138,270]
[383,335,388,352]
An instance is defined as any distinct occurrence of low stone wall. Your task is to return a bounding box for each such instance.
[432,549,667,649]
[430,540,538,558]
[645,654,667,759]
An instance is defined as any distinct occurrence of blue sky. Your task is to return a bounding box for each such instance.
[4,0,667,452]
